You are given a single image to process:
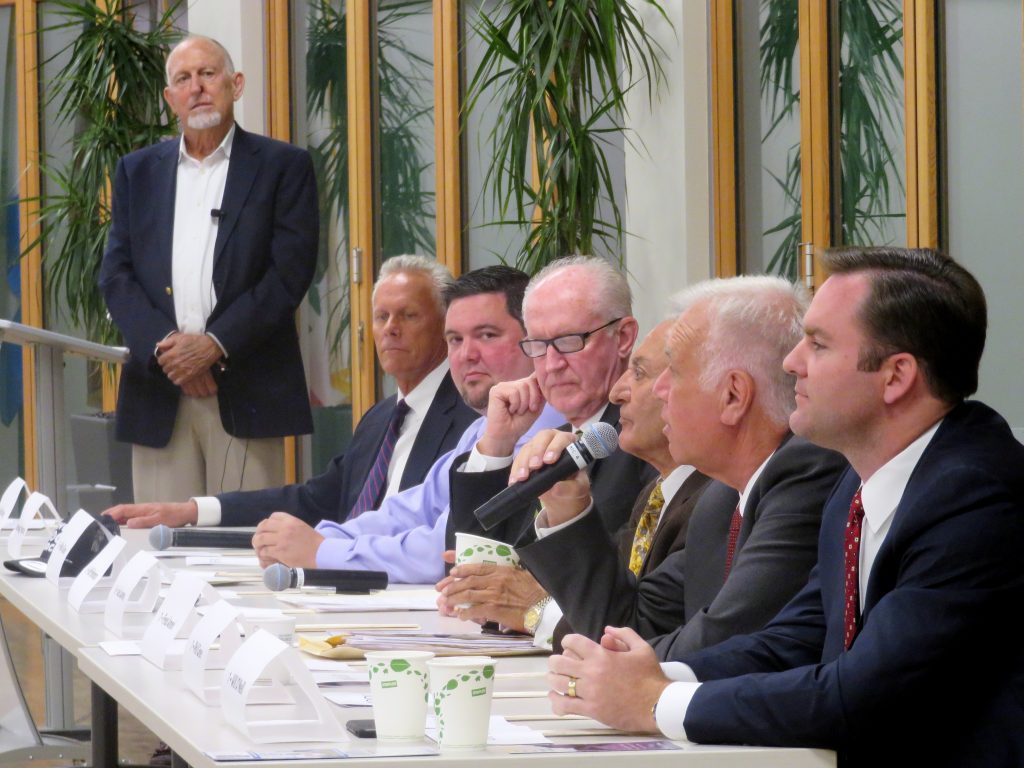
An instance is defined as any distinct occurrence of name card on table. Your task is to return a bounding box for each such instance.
[8,492,61,558]
[141,570,216,670]
[67,535,127,613]
[104,550,162,635]
[0,477,28,530]
[221,630,347,744]
[44,509,95,583]
[183,599,292,706]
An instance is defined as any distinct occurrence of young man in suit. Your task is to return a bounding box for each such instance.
[100,36,318,501]
[437,320,713,646]
[105,256,477,528]
[497,277,845,652]
[548,248,1024,767]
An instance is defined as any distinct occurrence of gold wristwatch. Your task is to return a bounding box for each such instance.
[523,595,554,636]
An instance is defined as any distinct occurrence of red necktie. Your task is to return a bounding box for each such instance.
[723,505,742,579]
[349,400,410,519]
[843,488,866,649]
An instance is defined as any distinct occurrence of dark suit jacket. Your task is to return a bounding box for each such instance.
[100,126,317,447]
[532,468,712,649]
[521,435,847,654]
[681,402,1024,767]
[217,370,477,526]
[444,404,658,549]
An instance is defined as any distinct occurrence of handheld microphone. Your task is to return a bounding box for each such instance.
[149,525,254,551]
[262,562,389,593]
[473,422,619,531]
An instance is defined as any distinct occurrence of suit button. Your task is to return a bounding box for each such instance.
[165,286,172,295]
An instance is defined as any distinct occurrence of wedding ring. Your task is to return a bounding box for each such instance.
[566,676,578,698]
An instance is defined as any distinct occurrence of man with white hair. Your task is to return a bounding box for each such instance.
[446,256,657,549]
[101,35,318,500]
[507,276,846,651]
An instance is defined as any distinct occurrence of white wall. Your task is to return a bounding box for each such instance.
[186,0,266,136]
[624,1,713,335]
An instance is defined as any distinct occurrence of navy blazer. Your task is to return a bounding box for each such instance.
[682,401,1024,767]
[217,370,478,526]
[100,126,317,446]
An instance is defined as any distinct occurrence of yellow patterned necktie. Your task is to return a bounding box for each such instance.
[628,480,665,575]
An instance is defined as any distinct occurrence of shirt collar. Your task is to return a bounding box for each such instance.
[571,403,610,434]
[661,465,697,506]
[178,123,236,164]
[398,360,449,417]
[860,419,942,534]
[738,450,775,517]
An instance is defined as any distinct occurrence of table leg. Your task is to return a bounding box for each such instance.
[91,682,118,768]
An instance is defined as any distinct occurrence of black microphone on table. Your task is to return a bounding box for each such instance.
[149,524,254,551]
[262,562,388,593]
[473,421,619,531]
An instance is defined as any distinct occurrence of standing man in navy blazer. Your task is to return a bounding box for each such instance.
[546,248,1024,766]
[100,35,317,501]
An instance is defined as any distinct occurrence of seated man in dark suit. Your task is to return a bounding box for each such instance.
[437,319,713,647]
[548,248,1024,767]
[105,255,477,528]
[498,276,845,652]
[445,256,658,551]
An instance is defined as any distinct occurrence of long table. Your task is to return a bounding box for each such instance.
[1,529,836,767]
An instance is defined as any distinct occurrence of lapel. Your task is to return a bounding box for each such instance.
[740,431,795,542]
[213,125,261,269]
[155,140,180,298]
[400,372,458,490]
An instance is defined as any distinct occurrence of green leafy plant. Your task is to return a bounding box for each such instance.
[760,0,905,278]
[28,0,181,344]
[466,0,667,274]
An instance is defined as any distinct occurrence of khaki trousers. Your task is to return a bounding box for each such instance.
[131,395,285,502]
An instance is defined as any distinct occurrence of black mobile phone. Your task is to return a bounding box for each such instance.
[346,718,377,738]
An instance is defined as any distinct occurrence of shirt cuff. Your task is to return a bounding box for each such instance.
[192,496,221,526]
[660,662,699,682]
[461,447,514,472]
[532,601,563,650]
[534,502,594,539]
[205,331,228,359]
[655,681,701,741]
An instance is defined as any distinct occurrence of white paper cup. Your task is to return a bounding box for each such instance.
[454,533,520,568]
[365,650,434,740]
[427,656,496,749]
[453,534,520,609]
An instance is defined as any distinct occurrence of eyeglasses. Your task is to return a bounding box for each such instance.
[518,318,623,358]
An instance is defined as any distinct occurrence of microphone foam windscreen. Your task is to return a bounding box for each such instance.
[581,422,619,459]
[149,525,172,551]
[263,562,292,592]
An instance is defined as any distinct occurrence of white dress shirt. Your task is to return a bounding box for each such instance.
[171,125,234,344]
[654,421,943,741]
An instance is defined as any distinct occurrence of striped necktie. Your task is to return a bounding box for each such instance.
[348,399,411,519]
[843,487,866,649]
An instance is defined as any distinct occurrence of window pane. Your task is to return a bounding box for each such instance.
[837,0,906,247]
[293,0,354,473]
[0,7,23,478]
[738,0,802,278]
[945,0,1024,440]
[377,0,435,261]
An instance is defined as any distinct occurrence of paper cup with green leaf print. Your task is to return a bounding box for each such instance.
[427,656,495,749]
[365,650,434,740]
[454,533,520,608]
